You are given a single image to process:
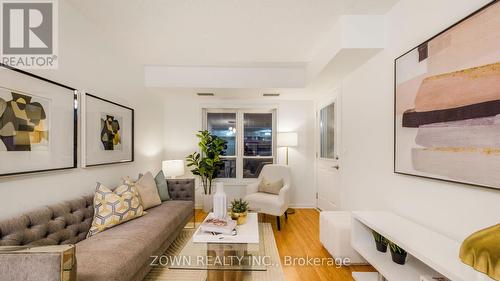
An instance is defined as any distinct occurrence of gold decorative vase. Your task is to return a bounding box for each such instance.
[231,211,247,225]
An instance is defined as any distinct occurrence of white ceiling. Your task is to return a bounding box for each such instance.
[67,0,398,98]
[68,0,396,65]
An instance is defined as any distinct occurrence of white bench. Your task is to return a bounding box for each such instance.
[320,211,367,264]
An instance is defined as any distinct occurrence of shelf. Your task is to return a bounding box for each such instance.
[352,237,438,280]
[351,211,481,281]
[352,272,379,281]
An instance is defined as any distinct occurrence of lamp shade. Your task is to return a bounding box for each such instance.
[162,160,185,178]
[277,132,298,147]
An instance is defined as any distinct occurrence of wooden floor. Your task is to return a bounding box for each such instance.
[194,209,374,281]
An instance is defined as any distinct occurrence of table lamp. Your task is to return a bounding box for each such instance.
[162,160,185,179]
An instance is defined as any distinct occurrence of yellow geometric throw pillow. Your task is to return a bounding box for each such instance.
[87,183,145,238]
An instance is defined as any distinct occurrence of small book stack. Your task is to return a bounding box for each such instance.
[200,216,237,235]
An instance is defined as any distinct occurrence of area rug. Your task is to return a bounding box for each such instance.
[144,223,284,281]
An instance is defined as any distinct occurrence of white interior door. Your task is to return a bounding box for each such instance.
[316,94,341,211]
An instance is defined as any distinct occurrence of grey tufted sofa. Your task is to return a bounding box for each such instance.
[0,179,195,281]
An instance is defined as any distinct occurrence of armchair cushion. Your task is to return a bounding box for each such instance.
[245,193,285,217]
[258,178,284,195]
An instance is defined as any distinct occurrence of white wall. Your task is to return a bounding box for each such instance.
[162,96,316,208]
[339,0,500,241]
[0,1,165,220]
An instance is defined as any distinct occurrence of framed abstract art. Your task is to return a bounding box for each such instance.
[0,64,77,176]
[394,1,500,189]
[82,93,134,167]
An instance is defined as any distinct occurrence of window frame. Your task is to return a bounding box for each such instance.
[203,107,277,182]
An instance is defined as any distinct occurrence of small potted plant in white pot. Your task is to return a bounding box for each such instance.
[186,130,227,213]
[230,198,249,225]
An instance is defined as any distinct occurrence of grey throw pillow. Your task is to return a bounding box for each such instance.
[155,170,171,201]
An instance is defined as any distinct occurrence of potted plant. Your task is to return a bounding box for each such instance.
[389,241,407,265]
[186,130,227,213]
[372,230,389,252]
[230,198,249,225]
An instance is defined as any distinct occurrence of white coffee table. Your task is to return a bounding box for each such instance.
[169,212,267,279]
[193,212,259,244]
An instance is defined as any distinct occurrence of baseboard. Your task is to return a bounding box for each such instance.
[194,204,318,210]
[289,204,316,209]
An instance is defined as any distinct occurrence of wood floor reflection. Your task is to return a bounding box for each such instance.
[195,209,375,281]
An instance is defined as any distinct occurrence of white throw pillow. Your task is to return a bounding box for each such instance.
[258,178,284,195]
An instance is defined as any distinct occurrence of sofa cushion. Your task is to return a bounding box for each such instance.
[135,172,162,209]
[0,196,94,246]
[87,183,144,238]
[76,200,193,281]
[154,170,171,201]
[122,176,137,186]
[167,179,195,201]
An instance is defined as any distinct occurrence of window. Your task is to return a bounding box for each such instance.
[207,112,237,178]
[204,108,276,179]
[320,102,335,159]
[243,113,274,178]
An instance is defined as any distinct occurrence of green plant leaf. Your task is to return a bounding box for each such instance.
[186,130,227,195]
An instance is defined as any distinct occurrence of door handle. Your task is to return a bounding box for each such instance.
[332,165,339,170]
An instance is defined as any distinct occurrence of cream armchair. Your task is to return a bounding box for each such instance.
[244,164,291,230]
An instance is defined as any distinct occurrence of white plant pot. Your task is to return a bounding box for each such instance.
[202,193,213,213]
[213,182,227,219]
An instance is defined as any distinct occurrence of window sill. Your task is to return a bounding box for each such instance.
[214,178,258,186]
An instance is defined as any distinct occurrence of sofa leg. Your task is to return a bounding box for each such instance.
[285,212,288,220]
[276,216,281,231]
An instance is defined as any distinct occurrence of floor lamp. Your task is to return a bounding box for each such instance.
[277,132,298,214]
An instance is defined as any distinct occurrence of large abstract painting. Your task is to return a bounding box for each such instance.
[0,65,77,176]
[395,1,500,189]
[83,93,133,167]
